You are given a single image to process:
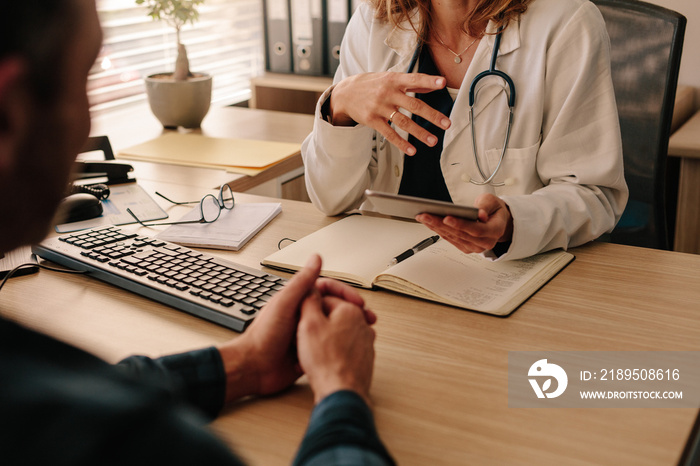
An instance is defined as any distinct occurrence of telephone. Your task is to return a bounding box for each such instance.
[67,160,134,205]
[74,135,135,185]
[74,160,134,185]
[69,181,110,200]
[57,136,135,225]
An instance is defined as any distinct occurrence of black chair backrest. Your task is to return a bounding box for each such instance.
[592,0,686,250]
[678,409,700,466]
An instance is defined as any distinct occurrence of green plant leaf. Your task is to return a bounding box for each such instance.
[135,0,204,26]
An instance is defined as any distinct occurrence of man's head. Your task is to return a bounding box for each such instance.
[0,0,102,254]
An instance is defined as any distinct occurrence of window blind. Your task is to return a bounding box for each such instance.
[91,0,264,115]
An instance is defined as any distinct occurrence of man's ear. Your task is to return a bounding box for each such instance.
[0,57,29,172]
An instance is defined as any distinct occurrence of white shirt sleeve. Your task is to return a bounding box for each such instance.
[302,5,381,215]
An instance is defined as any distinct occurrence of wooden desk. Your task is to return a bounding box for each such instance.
[668,109,700,254]
[2,186,700,465]
[90,105,314,198]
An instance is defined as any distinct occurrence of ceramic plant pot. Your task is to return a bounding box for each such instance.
[144,72,212,128]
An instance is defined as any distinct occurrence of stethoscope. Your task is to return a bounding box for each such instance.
[404,29,516,187]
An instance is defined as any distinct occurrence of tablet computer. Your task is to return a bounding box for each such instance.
[365,190,479,221]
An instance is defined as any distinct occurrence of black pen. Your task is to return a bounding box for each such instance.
[388,235,440,267]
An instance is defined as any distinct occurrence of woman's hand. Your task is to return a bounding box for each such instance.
[330,71,451,156]
[416,193,514,254]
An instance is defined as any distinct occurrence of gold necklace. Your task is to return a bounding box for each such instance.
[434,32,479,64]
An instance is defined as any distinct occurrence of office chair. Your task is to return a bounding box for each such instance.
[592,0,686,250]
[678,409,700,465]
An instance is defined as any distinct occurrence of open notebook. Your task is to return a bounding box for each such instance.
[261,215,574,316]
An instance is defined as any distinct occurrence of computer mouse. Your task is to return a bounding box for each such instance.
[57,193,103,223]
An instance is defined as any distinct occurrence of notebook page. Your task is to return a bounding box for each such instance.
[376,240,572,314]
[262,215,432,287]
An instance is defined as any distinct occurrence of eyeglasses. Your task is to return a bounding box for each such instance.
[127,185,235,227]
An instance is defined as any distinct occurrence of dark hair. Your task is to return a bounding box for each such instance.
[0,1,78,102]
[369,0,532,40]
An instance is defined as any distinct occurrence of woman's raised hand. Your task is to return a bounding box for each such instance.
[330,72,451,155]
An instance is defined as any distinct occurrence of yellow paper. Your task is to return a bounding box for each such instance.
[117,133,301,170]
[225,166,265,176]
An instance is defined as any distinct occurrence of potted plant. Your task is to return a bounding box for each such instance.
[136,0,212,128]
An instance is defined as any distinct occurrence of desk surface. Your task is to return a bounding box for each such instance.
[90,105,314,192]
[2,182,700,465]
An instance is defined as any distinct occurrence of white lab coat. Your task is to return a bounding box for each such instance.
[302,0,628,260]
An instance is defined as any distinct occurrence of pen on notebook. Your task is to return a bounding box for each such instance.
[388,235,440,267]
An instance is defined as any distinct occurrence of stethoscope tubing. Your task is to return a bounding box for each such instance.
[468,31,516,107]
[403,29,516,187]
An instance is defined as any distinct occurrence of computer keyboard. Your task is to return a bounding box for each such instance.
[32,226,286,332]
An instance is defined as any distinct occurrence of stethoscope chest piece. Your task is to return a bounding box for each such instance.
[461,172,516,186]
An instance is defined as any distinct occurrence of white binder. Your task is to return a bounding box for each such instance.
[326,0,350,77]
[264,0,293,72]
[291,0,326,75]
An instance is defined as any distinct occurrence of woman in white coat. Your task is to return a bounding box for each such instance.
[301,0,628,261]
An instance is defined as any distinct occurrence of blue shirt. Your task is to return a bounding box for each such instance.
[0,316,395,465]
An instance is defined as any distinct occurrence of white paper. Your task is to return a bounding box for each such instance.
[156,203,282,251]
